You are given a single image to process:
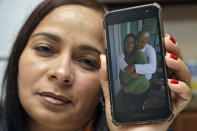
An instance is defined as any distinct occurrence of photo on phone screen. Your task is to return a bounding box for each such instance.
[103,4,172,124]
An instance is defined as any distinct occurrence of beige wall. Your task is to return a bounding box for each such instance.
[162,4,197,62]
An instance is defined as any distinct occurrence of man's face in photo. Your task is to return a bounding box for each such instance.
[136,36,148,49]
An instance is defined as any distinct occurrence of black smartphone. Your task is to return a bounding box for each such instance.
[103,3,172,124]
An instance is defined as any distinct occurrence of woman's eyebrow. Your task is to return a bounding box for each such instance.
[79,45,101,55]
[31,32,62,43]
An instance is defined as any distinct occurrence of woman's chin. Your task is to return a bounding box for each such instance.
[27,108,72,125]
[30,112,81,130]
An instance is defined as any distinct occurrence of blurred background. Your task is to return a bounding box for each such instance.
[0,0,197,130]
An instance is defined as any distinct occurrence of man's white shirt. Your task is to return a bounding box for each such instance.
[135,44,156,80]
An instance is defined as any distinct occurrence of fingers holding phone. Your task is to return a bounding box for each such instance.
[164,35,191,84]
[167,79,192,125]
[164,34,192,123]
[164,34,183,60]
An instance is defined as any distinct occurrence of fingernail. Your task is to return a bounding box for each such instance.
[169,79,179,84]
[99,57,101,68]
[167,34,176,44]
[170,53,178,61]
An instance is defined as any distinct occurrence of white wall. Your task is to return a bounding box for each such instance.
[0,0,43,95]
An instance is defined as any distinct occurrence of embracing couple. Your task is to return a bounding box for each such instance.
[118,30,157,110]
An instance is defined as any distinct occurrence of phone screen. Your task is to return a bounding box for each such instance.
[104,4,172,124]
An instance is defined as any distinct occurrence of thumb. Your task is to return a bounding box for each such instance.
[99,54,109,97]
[99,54,113,125]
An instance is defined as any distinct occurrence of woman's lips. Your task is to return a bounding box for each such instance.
[38,92,72,106]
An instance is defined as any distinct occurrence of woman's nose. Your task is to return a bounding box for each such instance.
[48,55,74,86]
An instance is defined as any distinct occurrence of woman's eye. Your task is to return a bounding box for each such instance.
[34,45,55,55]
[78,58,99,70]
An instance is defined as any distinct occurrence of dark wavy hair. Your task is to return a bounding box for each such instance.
[0,0,108,131]
[123,33,137,57]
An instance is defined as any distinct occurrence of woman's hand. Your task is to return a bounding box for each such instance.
[124,65,139,78]
[130,72,139,78]
[164,34,191,119]
[122,85,129,93]
[124,65,135,73]
[99,34,192,131]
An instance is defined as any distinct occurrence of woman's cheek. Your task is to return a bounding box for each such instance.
[18,49,51,101]
[18,51,48,85]
[75,71,101,99]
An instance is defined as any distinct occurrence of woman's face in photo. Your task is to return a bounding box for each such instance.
[18,5,104,130]
[125,36,135,55]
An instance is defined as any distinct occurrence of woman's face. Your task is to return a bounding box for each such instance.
[18,5,104,130]
[124,36,135,55]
